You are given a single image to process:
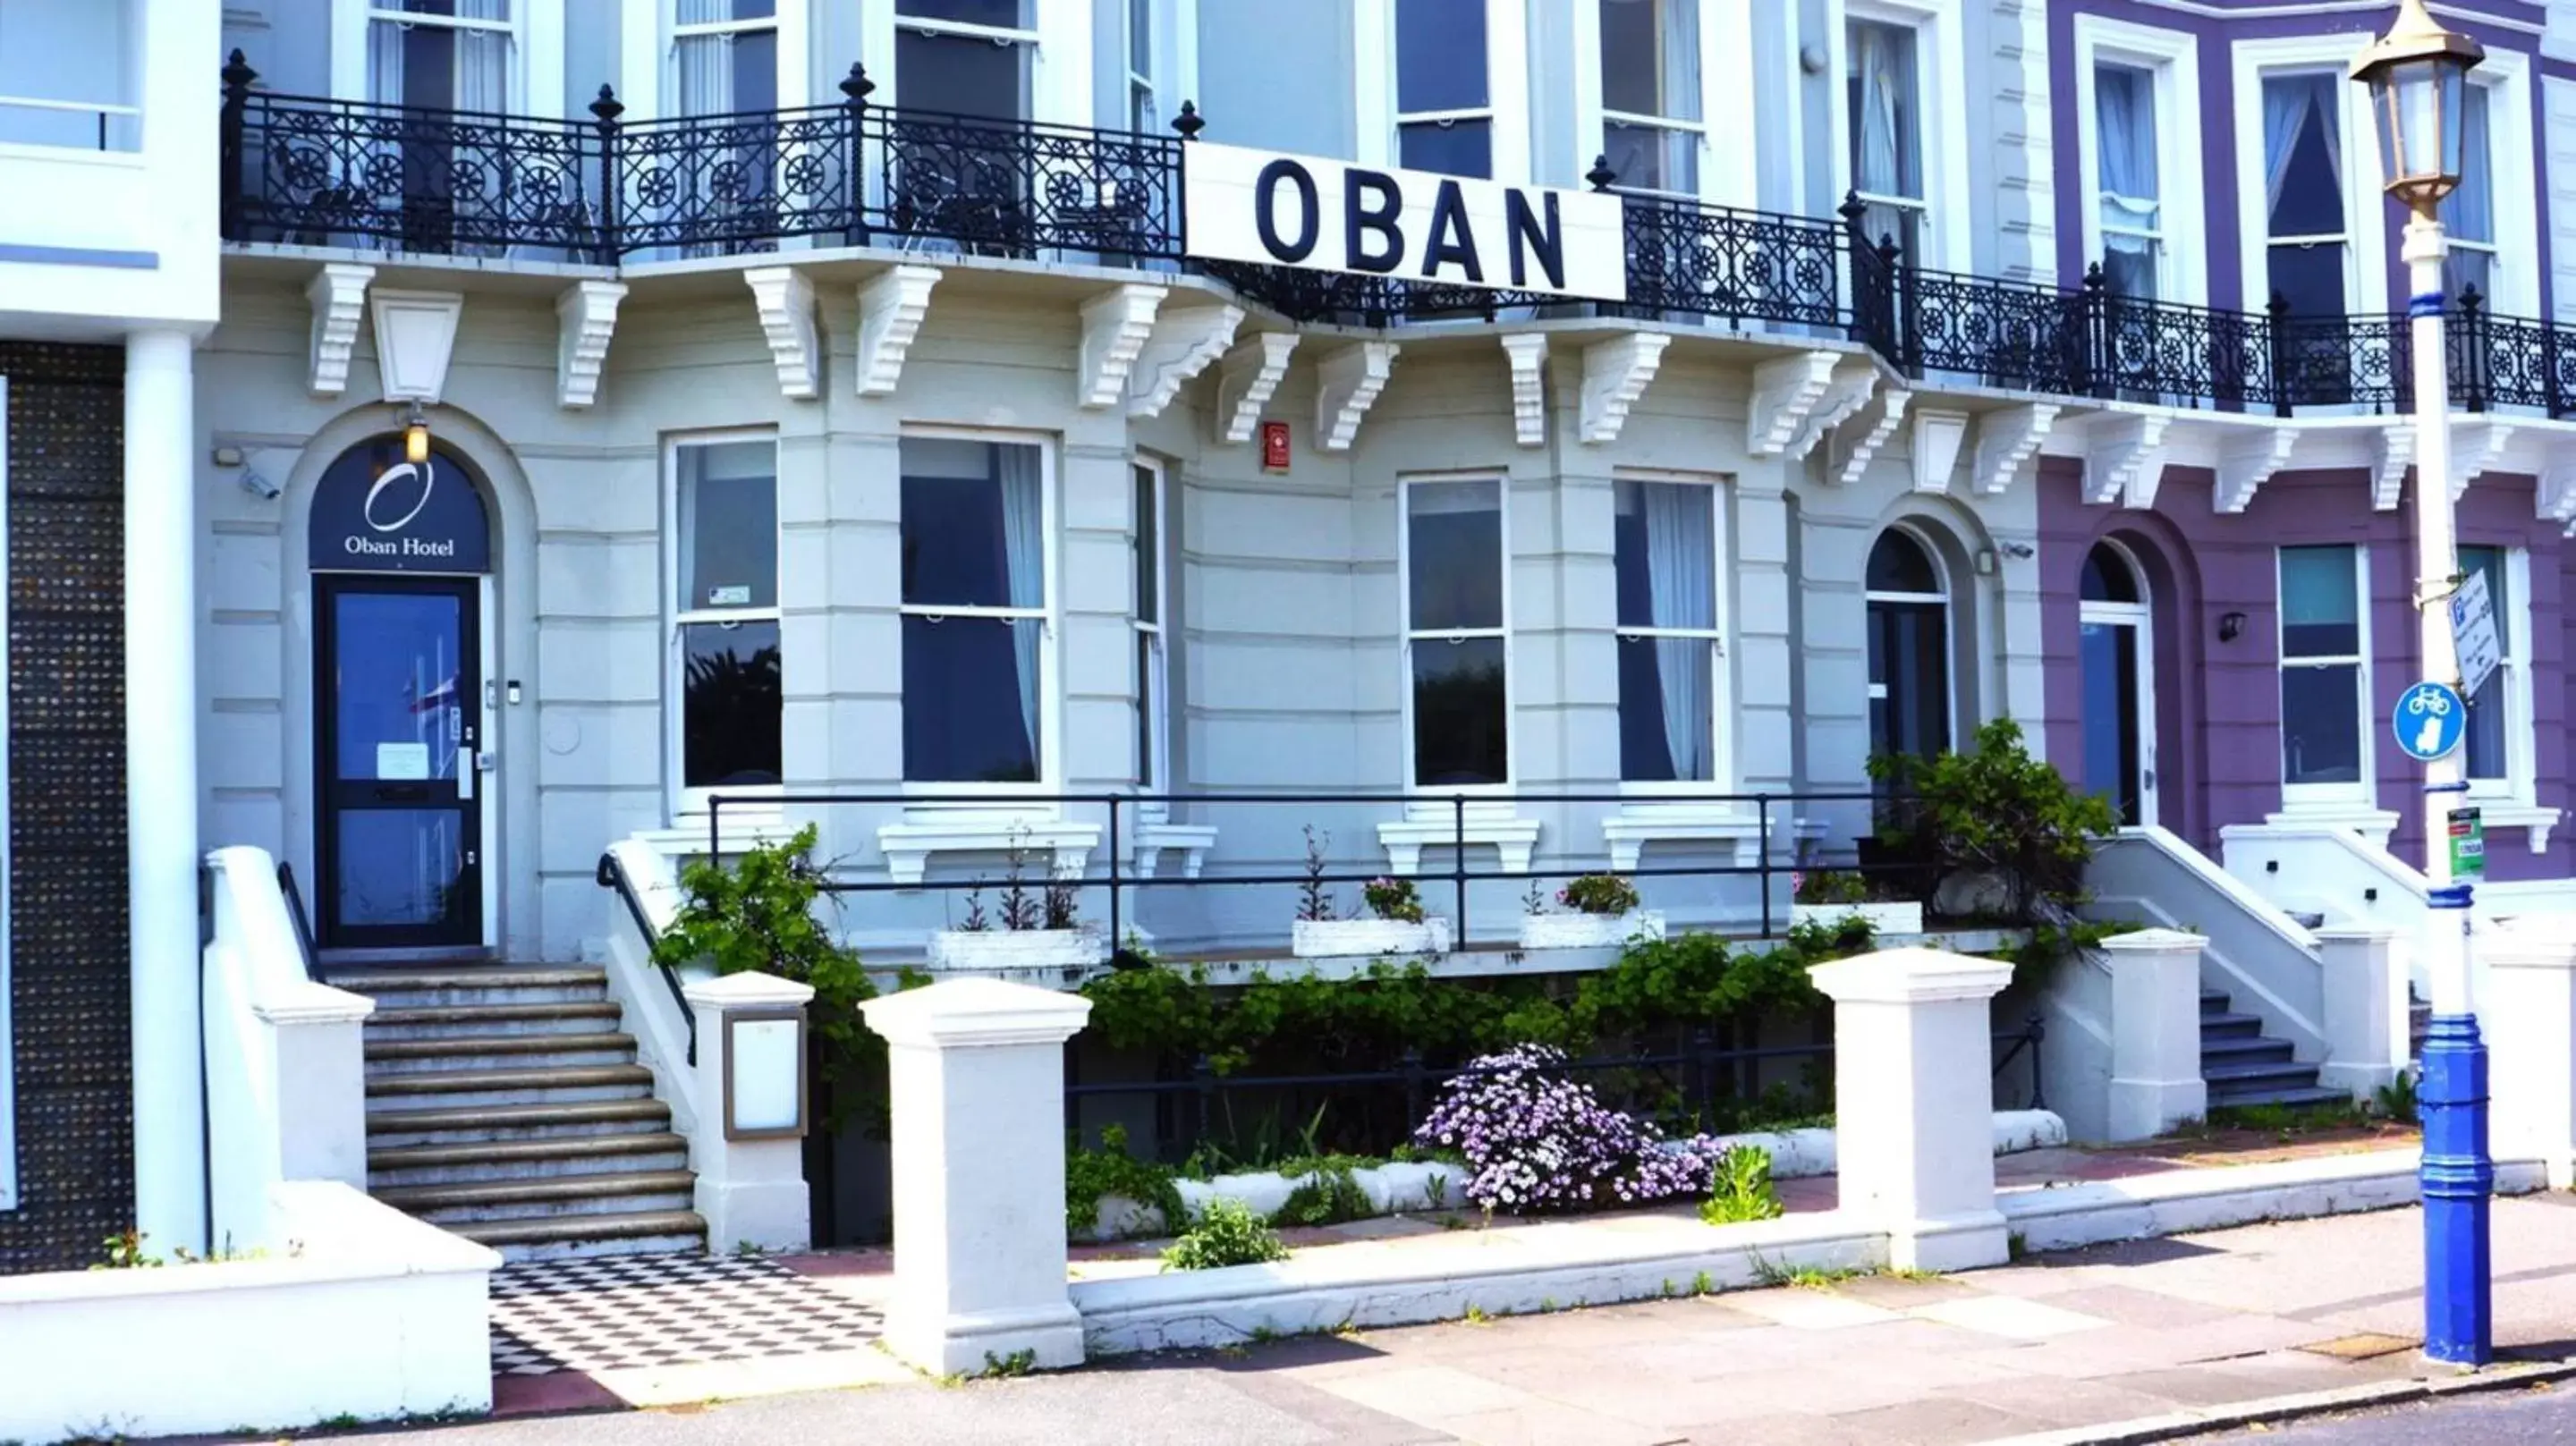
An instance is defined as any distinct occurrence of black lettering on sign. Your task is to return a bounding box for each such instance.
[1344,169,1404,273]
[1255,158,1320,263]
[1504,190,1566,291]
[1422,179,1484,284]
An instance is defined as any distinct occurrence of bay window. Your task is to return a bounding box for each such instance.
[2094,62,2161,300]
[1394,0,1491,177]
[670,435,783,808]
[1614,478,1724,784]
[2277,545,2368,803]
[1598,0,1700,197]
[901,435,1051,786]
[1403,477,1508,788]
[2259,72,2348,321]
[1846,18,1925,262]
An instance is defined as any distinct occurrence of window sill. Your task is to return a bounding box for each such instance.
[636,813,801,861]
[1132,822,1217,879]
[2467,799,2561,853]
[1601,805,1770,871]
[2263,805,2401,853]
[1377,814,1541,875]
[877,814,1100,886]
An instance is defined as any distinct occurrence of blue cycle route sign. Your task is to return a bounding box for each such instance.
[2394,681,2468,763]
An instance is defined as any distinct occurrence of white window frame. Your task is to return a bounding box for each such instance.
[1398,471,1513,794]
[1564,0,1747,204]
[867,0,1089,125]
[896,427,1062,799]
[2445,53,2539,318]
[0,374,13,1213]
[2459,545,2534,807]
[1131,455,1172,814]
[2232,35,2389,318]
[331,0,566,115]
[1355,0,1530,182]
[1863,521,1958,757]
[2077,537,2160,827]
[1612,470,1732,797]
[2275,543,2376,812]
[616,0,813,121]
[2072,14,2206,305]
[664,428,785,820]
[1828,0,1972,274]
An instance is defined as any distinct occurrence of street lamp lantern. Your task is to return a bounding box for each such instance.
[2350,0,2484,214]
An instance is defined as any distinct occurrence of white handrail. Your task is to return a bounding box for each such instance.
[0,96,141,117]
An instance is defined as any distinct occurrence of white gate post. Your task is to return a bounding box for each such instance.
[2483,925,2576,1188]
[2097,928,2209,1141]
[861,977,1091,1374]
[1811,947,2014,1272]
[2316,923,2405,1098]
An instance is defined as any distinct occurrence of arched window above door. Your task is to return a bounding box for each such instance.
[2081,542,2141,604]
[1867,529,1942,596]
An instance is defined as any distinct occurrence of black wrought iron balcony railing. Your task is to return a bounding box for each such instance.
[217,50,2576,424]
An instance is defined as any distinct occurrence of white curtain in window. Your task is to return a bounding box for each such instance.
[2096,69,2156,212]
[368,17,405,105]
[1852,24,1903,199]
[676,0,733,117]
[1641,484,1712,783]
[457,0,510,113]
[1659,0,1699,121]
[2446,85,2494,245]
[996,446,1046,762]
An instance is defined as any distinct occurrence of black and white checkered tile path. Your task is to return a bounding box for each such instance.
[489,1253,885,1377]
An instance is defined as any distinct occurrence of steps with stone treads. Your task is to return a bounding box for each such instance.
[2199,984,2347,1111]
[328,965,706,1262]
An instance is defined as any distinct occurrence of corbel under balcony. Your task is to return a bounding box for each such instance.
[877,814,1102,887]
[2215,427,2301,514]
[2080,412,2170,510]
[1911,409,1970,495]
[2369,424,2415,512]
[1829,386,1910,486]
[2540,465,2576,536]
[1125,301,1242,419]
[305,262,374,396]
[1580,334,1670,445]
[1746,351,1841,457]
[743,266,820,400]
[2449,421,2516,502]
[1502,334,1548,447]
[1377,811,1540,876]
[1601,806,1770,873]
[1785,363,1877,462]
[1317,341,1399,452]
[1077,283,1168,410]
[555,280,626,409]
[1215,332,1299,444]
[1973,404,2059,495]
[855,265,943,397]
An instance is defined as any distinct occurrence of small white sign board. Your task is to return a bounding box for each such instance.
[2452,568,2501,703]
[376,741,430,781]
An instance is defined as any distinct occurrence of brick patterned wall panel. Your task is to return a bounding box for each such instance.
[0,341,131,1276]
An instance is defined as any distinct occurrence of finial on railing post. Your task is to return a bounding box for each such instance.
[1586,154,1617,191]
[219,50,258,241]
[588,85,625,263]
[841,63,873,109]
[1836,189,1868,238]
[1173,100,1204,140]
[838,66,871,247]
[221,48,257,97]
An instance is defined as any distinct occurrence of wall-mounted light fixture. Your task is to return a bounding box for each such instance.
[402,401,431,465]
[1975,550,1996,576]
[2218,611,2249,642]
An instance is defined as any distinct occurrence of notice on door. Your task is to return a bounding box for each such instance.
[377,741,431,781]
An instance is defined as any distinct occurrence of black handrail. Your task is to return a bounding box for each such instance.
[275,860,318,982]
[596,850,698,1066]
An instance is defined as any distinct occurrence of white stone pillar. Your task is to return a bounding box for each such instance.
[2316,923,2406,1098]
[2097,928,2209,1142]
[682,971,819,1252]
[1810,947,2014,1272]
[264,986,375,1189]
[861,977,1090,1374]
[127,328,202,1252]
[2482,925,2576,1188]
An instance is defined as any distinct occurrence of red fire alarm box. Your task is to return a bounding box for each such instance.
[1259,420,1291,472]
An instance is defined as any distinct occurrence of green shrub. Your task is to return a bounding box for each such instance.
[1066,1124,1187,1239]
[1868,717,2118,922]
[1275,1166,1373,1227]
[1699,1145,1785,1225]
[1161,1197,1290,1271]
[1558,874,1641,915]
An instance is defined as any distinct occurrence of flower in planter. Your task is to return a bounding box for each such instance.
[1555,873,1640,916]
[1362,876,1426,924]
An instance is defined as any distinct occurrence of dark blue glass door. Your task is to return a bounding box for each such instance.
[316,574,482,950]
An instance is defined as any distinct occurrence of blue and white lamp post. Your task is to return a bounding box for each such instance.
[2350,0,2492,1368]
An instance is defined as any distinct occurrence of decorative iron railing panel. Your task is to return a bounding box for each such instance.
[2455,305,2576,418]
[2274,312,2407,413]
[1621,198,1845,328]
[1898,268,2090,397]
[2095,293,2275,410]
[859,106,1183,260]
[611,104,861,255]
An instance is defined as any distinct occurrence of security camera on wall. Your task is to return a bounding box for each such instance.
[240,469,283,501]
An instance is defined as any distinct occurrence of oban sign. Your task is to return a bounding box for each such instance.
[1183,142,1628,300]
[309,436,492,573]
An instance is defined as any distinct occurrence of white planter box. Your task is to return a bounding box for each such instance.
[1791,901,1924,935]
[928,927,1109,969]
[1517,910,1665,950]
[1291,917,1453,958]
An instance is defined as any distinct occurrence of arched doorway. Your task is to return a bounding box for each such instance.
[2080,539,2157,826]
[307,435,494,954]
[1866,527,1953,761]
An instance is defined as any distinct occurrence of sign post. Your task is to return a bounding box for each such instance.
[2452,567,2500,704]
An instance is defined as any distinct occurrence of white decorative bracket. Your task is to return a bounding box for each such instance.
[1077,283,1168,410]
[2215,427,2301,514]
[2081,412,2171,509]
[1747,351,1842,456]
[854,264,942,398]
[305,262,374,397]
[2370,423,2416,512]
[1316,341,1399,452]
[2539,465,2576,535]
[1124,301,1242,419]
[743,266,820,400]
[1215,332,1299,444]
[1580,333,1671,444]
[1911,408,1970,495]
[554,280,626,409]
[1830,386,1910,486]
[1501,334,1548,447]
[2450,421,2516,501]
[1972,403,2059,495]
[369,290,466,404]
[1786,363,1877,461]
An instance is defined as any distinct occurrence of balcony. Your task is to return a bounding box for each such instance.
[216,54,2576,422]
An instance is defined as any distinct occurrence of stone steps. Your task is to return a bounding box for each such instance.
[365,1030,640,1075]
[367,1130,691,1188]
[445,1209,709,1263]
[364,1000,626,1042]
[2200,985,2344,1112]
[375,1169,699,1226]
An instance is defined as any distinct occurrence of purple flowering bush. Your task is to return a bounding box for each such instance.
[1411,1044,1721,1214]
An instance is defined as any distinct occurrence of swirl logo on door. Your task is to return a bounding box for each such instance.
[309,436,491,573]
